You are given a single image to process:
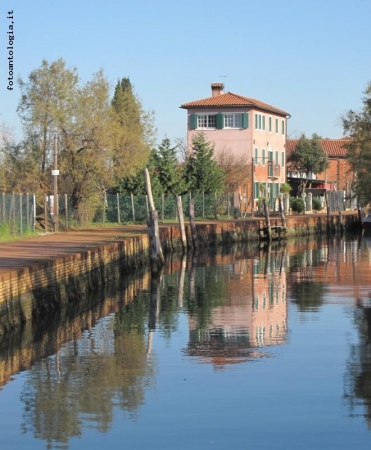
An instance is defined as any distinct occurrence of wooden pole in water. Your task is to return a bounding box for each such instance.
[279,193,286,228]
[263,199,272,242]
[188,197,197,249]
[176,195,187,251]
[144,168,164,269]
[325,192,331,233]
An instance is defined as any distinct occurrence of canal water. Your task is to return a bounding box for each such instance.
[1,235,371,449]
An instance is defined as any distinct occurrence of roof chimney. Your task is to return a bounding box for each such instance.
[211,82,224,97]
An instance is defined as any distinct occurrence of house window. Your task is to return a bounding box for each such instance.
[254,147,259,164]
[275,150,279,166]
[268,117,272,132]
[254,113,265,130]
[281,151,285,168]
[275,118,278,133]
[197,114,216,129]
[282,119,285,135]
[262,148,266,165]
[224,113,243,128]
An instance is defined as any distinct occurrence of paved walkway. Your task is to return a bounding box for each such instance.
[0,225,151,275]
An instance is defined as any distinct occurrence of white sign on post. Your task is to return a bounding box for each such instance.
[52,170,59,176]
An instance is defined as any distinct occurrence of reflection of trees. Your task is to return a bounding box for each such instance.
[20,292,156,449]
[290,281,326,312]
[186,266,226,330]
[344,305,371,428]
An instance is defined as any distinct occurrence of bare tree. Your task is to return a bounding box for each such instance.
[215,147,252,193]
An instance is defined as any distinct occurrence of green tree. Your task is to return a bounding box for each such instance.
[111,77,156,176]
[151,138,186,194]
[342,82,371,206]
[288,134,329,191]
[183,133,224,194]
[17,59,79,184]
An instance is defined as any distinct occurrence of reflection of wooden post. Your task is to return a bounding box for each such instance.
[148,270,162,357]
[148,271,162,331]
[144,168,164,270]
[177,255,187,307]
[176,195,187,251]
[189,197,197,249]
[263,199,271,241]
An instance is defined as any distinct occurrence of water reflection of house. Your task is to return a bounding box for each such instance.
[185,255,287,368]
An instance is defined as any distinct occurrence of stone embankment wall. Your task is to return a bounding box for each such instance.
[0,212,360,335]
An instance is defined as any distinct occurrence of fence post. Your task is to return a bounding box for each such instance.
[32,194,36,231]
[44,194,48,232]
[161,194,164,222]
[19,193,23,235]
[202,191,205,219]
[131,194,135,222]
[117,193,121,224]
[64,194,69,230]
[26,193,29,230]
[2,193,5,223]
[103,191,106,225]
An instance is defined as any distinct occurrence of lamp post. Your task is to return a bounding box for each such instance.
[52,134,59,232]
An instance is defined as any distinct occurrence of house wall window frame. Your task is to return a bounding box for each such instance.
[254,147,259,164]
[196,114,217,129]
[281,119,285,135]
[254,113,266,130]
[268,116,272,132]
[281,151,285,168]
[224,113,243,128]
[275,118,278,133]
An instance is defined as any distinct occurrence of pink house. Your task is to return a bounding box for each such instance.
[181,83,290,212]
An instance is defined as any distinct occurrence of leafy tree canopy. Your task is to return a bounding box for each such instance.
[288,133,329,190]
[342,81,371,206]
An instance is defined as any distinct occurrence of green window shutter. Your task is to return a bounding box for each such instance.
[254,182,260,199]
[242,112,249,129]
[216,113,224,129]
[262,115,266,130]
[190,114,197,130]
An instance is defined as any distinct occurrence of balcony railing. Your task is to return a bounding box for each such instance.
[268,163,280,179]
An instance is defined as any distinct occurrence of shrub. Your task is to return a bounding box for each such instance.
[291,197,305,214]
[312,198,322,212]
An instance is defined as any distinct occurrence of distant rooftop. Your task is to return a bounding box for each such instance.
[181,83,290,117]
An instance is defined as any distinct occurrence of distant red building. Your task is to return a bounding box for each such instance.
[286,138,353,195]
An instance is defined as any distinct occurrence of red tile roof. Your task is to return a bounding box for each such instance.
[287,138,350,157]
[181,92,290,116]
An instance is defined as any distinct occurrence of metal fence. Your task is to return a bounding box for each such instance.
[0,193,36,235]
[0,189,359,237]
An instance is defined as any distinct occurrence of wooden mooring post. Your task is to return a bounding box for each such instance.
[264,199,272,242]
[176,195,187,251]
[144,168,164,271]
[188,197,197,249]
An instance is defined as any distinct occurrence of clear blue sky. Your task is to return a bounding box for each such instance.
[1,0,370,144]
